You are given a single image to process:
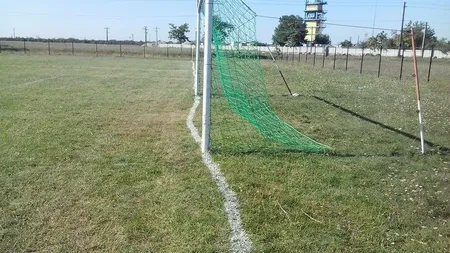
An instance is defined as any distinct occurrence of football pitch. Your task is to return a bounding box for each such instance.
[1,54,449,252]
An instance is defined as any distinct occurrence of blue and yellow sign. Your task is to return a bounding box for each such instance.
[304,0,327,42]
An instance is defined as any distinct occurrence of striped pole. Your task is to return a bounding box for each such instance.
[410,29,425,154]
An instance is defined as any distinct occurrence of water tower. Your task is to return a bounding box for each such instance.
[304,0,327,43]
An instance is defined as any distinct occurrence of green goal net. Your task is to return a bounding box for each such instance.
[203,0,330,153]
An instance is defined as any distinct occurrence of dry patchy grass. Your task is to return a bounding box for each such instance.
[0,55,229,252]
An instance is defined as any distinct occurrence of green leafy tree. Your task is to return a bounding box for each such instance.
[430,38,450,53]
[363,31,389,49]
[314,34,331,45]
[340,40,353,48]
[213,16,234,43]
[248,41,268,46]
[168,23,190,43]
[393,21,437,48]
[384,38,396,49]
[272,15,307,47]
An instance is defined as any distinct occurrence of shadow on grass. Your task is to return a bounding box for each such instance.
[211,94,449,157]
[311,95,450,155]
[211,147,410,158]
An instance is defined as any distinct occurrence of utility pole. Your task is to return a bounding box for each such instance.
[398,1,407,57]
[143,26,148,46]
[13,28,15,38]
[105,27,110,42]
[421,22,428,57]
[132,34,134,41]
[372,0,379,37]
[154,27,159,45]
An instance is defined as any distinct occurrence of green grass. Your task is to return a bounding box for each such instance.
[212,59,450,252]
[1,54,449,252]
[265,58,450,154]
[0,55,229,252]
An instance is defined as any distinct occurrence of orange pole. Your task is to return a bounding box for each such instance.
[410,29,425,154]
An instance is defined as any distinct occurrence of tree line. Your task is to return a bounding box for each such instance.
[270,15,449,53]
[169,14,450,53]
[340,21,450,53]
[3,17,449,53]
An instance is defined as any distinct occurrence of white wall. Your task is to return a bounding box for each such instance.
[154,43,449,59]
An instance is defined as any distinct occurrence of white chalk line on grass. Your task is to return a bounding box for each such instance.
[187,63,252,253]
[0,75,64,91]
[17,75,64,88]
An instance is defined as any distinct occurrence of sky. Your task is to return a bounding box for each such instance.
[2,0,450,45]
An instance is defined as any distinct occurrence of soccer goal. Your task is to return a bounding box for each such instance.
[195,0,330,154]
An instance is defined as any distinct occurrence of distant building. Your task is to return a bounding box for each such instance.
[304,0,327,43]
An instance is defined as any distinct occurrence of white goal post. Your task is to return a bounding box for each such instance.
[196,0,213,153]
[194,0,202,96]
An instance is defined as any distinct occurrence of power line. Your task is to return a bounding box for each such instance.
[325,22,399,32]
[4,12,196,19]
[257,15,399,31]
[408,5,450,11]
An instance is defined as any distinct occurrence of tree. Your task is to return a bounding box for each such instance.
[363,31,387,49]
[213,16,234,43]
[392,21,437,49]
[248,41,268,46]
[199,16,234,44]
[340,40,353,48]
[314,34,331,45]
[272,15,307,47]
[430,38,450,54]
[168,23,190,43]
[360,31,397,49]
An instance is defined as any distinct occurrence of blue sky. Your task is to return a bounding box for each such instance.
[2,0,450,44]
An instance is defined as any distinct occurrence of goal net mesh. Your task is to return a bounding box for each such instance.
[201,0,330,153]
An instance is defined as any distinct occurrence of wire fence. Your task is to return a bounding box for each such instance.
[265,46,449,83]
[1,40,448,83]
[0,40,194,59]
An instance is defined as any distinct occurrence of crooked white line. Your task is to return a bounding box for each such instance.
[187,63,252,253]
[18,75,64,88]
[0,75,64,91]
